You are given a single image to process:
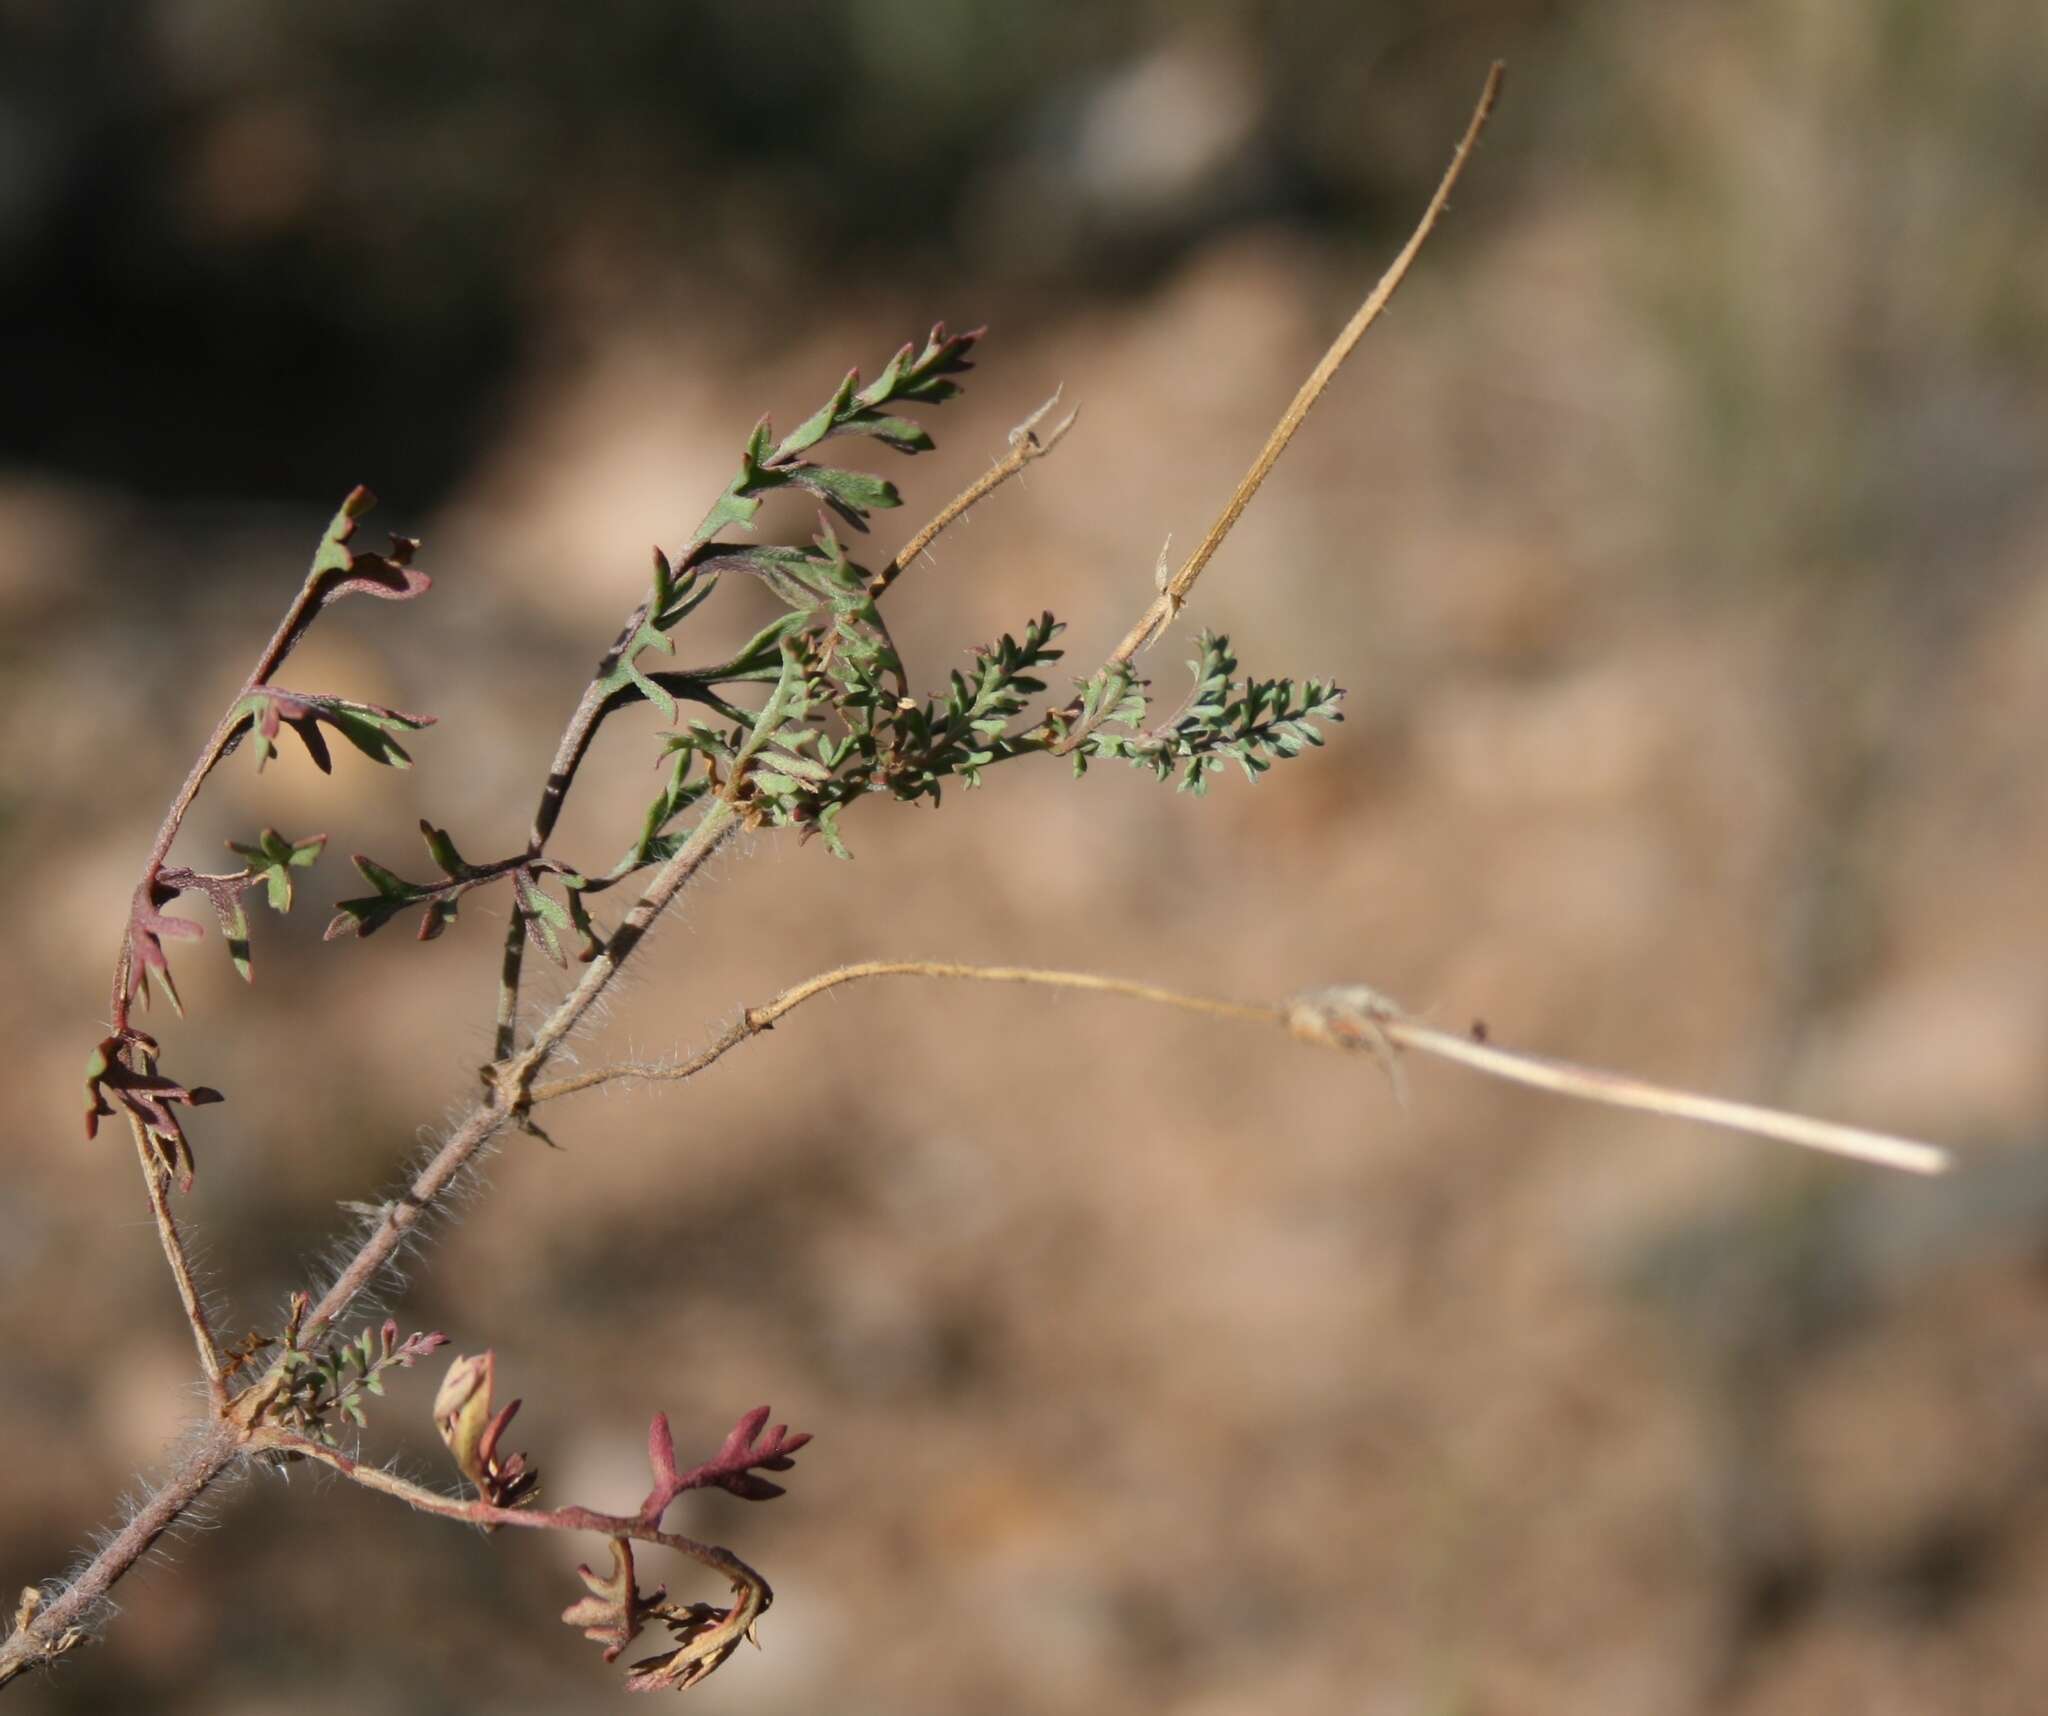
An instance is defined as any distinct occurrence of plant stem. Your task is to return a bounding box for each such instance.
[494,607,650,1059]
[530,959,1951,1176]
[528,960,1274,1104]
[303,799,739,1346]
[101,520,362,1409]
[0,1426,239,1690]
[1049,59,1504,754]
[110,550,334,1030]
[129,1116,227,1405]
[253,1428,765,1588]
[1365,1012,1952,1176]
[871,392,1078,598]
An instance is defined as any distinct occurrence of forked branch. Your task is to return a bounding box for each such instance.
[875,389,1079,597]
[21,52,1961,1712]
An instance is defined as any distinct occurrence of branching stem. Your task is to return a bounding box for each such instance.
[254,1428,765,1593]
[531,959,1951,1177]
[873,391,1078,598]
[101,499,380,1408]
[304,799,739,1347]
[34,55,1958,1712]
[0,1426,238,1688]
[110,542,338,1031]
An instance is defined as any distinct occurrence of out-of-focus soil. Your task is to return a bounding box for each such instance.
[4,6,2047,1713]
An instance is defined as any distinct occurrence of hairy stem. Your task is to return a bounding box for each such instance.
[0,1426,239,1690]
[129,1116,227,1405]
[7,768,722,1680]
[303,798,739,1347]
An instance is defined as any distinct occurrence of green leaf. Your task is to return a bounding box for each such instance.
[689,419,786,547]
[235,690,434,773]
[832,409,932,452]
[787,464,900,529]
[419,820,471,878]
[301,486,430,609]
[221,898,252,982]
[309,487,373,584]
[225,828,328,916]
[596,618,681,722]
[562,874,602,961]
[514,872,569,966]
[776,369,858,458]
[1077,632,1343,793]
[325,853,432,941]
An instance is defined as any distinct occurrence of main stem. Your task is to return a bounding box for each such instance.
[0,1426,238,1689]
[303,798,738,1345]
[1,803,743,1693]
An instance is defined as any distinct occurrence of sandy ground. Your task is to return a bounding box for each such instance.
[5,6,2048,1712]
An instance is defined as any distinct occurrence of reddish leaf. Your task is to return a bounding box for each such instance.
[640,1405,811,1524]
[83,1031,223,1192]
[562,1538,664,1665]
[304,486,431,609]
[123,880,204,1014]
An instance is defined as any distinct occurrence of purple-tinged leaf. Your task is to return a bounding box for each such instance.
[855,321,981,408]
[563,1538,665,1665]
[234,689,434,774]
[513,871,571,966]
[83,1031,223,1192]
[326,832,539,943]
[419,819,470,878]
[304,486,431,609]
[131,831,327,991]
[122,879,204,1015]
[324,852,432,941]
[640,1405,812,1524]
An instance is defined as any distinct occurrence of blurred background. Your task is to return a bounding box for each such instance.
[4,1,2048,1712]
